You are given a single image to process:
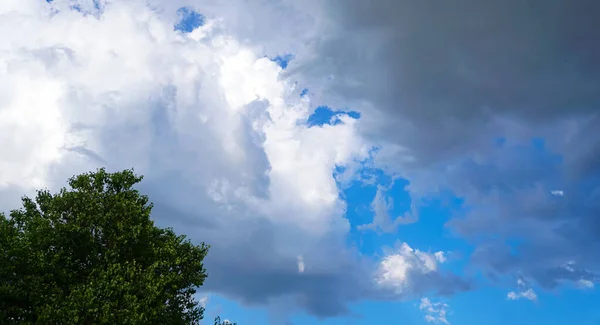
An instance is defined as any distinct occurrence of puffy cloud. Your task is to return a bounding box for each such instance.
[507,278,537,302]
[376,242,468,296]
[419,298,450,324]
[0,0,374,318]
[507,289,538,302]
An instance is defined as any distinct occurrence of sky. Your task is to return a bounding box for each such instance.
[1,0,600,324]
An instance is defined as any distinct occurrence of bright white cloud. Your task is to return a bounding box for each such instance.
[434,251,446,264]
[0,0,371,316]
[419,297,450,324]
[508,278,538,302]
[0,0,367,227]
[376,242,446,294]
[507,288,537,301]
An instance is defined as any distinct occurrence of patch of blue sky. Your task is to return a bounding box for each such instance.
[333,148,471,275]
[340,170,469,259]
[174,7,205,33]
[48,0,104,16]
[270,53,295,69]
[306,106,360,128]
[450,286,600,325]
[300,88,309,97]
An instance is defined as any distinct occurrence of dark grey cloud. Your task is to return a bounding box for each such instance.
[289,0,600,167]
[280,0,600,293]
[145,186,372,317]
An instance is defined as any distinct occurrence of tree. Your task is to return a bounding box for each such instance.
[0,168,221,324]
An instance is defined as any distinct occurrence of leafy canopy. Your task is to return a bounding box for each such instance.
[0,168,222,324]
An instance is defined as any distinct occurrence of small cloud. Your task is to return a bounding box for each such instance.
[198,295,209,307]
[419,297,450,324]
[578,279,594,289]
[563,260,576,272]
[358,185,418,233]
[376,242,444,293]
[434,251,446,264]
[507,288,537,301]
[297,255,305,273]
[551,190,564,196]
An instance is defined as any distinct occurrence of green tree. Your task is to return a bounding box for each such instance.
[0,168,224,325]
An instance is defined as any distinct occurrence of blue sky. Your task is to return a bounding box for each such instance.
[1,1,600,325]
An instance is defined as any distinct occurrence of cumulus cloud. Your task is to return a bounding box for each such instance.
[376,242,468,296]
[419,298,450,324]
[0,0,374,318]
[506,278,538,302]
[507,289,538,302]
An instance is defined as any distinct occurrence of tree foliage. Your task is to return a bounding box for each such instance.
[0,168,222,324]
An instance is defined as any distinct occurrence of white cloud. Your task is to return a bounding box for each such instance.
[419,297,450,324]
[434,252,447,264]
[551,190,564,196]
[376,242,446,294]
[507,288,537,301]
[0,0,371,316]
[198,295,209,307]
[508,278,537,301]
[577,279,594,289]
[0,0,369,228]
[297,255,305,273]
[358,184,418,233]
